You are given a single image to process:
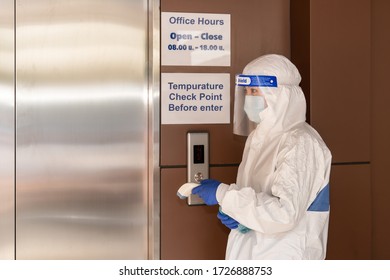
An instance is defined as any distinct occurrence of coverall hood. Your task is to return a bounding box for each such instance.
[233,54,307,137]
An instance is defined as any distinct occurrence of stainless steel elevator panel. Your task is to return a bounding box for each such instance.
[16,0,150,259]
[0,0,15,260]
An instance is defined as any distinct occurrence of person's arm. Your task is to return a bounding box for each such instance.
[217,131,328,234]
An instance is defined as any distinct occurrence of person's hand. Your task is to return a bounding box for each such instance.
[191,179,221,205]
[217,211,239,229]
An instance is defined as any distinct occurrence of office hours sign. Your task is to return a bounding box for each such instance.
[161,12,231,66]
[161,73,230,124]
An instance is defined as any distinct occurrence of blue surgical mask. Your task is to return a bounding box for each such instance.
[244,95,266,123]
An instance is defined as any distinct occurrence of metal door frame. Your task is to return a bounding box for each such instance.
[148,0,160,260]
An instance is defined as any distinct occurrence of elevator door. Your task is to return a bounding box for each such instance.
[0,0,155,260]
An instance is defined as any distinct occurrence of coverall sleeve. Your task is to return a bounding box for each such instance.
[216,131,328,234]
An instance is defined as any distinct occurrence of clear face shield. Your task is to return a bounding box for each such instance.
[233,75,278,136]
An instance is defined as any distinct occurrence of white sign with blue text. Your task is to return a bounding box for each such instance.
[161,73,230,124]
[161,12,231,66]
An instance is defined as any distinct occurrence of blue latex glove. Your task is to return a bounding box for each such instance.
[217,211,239,229]
[191,179,220,205]
[218,207,251,233]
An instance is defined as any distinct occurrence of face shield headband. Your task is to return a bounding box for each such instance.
[235,75,278,88]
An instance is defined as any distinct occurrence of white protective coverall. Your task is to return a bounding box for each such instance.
[216,54,332,259]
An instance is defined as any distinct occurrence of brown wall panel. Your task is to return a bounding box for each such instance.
[161,0,379,261]
[310,0,371,163]
[161,125,246,166]
[161,166,238,260]
[371,0,390,259]
[290,0,390,260]
[161,0,291,167]
[290,0,311,121]
[161,0,291,259]
[326,164,371,259]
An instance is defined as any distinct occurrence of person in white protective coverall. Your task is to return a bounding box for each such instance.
[192,54,332,260]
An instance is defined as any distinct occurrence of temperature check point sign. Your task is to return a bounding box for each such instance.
[162,12,231,66]
[161,73,230,124]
